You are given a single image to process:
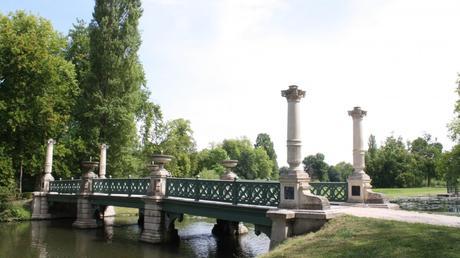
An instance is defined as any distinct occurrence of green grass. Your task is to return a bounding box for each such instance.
[373,187,446,199]
[262,215,460,258]
[114,206,139,216]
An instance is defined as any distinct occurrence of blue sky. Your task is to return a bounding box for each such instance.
[2,0,459,166]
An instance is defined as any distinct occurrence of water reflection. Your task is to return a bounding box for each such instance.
[0,216,269,258]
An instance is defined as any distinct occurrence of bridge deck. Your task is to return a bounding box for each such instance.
[47,193,274,227]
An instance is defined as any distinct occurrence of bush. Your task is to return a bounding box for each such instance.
[396,172,417,188]
[198,169,220,179]
[0,204,30,222]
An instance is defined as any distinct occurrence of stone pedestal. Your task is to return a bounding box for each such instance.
[73,161,99,229]
[347,107,386,204]
[280,86,330,210]
[31,192,52,219]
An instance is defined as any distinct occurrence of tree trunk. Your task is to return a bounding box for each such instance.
[19,160,23,194]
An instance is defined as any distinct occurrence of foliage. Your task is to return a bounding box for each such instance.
[408,135,442,187]
[196,147,228,176]
[255,133,279,177]
[198,168,220,179]
[222,138,275,179]
[0,11,78,191]
[303,153,329,181]
[72,0,150,177]
[437,144,460,192]
[333,161,353,181]
[263,215,460,258]
[0,203,30,222]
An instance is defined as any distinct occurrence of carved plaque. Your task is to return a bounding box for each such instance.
[352,186,361,196]
[284,186,295,200]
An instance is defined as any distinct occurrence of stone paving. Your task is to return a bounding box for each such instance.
[338,206,460,228]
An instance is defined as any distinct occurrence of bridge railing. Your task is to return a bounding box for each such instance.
[92,178,150,195]
[310,182,348,202]
[49,179,81,194]
[165,178,280,207]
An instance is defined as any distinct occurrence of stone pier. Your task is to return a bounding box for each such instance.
[140,155,179,243]
[347,107,386,204]
[73,161,99,228]
[31,139,56,219]
[211,160,248,236]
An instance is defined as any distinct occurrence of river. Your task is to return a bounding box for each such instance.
[0,216,270,258]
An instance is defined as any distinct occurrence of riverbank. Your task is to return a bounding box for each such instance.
[262,215,460,258]
[0,199,31,222]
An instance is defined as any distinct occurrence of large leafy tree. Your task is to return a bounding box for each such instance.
[255,133,279,179]
[409,135,442,187]
[302,153,329,181]
[0,11,78,191]
[77,0,148,177]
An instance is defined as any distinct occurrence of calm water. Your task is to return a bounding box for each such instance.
[0,216,270,258]
[395,197,460,214]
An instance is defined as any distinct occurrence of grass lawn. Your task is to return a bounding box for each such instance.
[372,187,447,199]
[114,206,138,216]
[262,215,460,258]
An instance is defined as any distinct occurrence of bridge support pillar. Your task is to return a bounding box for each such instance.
[212,219,248,236]
[73,161,99,229]
[31,192,52,219]
[139,198,178,243]
[347,107,386,204]
[99,144,116,217]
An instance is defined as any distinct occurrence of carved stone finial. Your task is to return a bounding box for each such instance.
[281,85,306,102]
[348,106,367,119]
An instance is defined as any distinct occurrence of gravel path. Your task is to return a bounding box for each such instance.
[339,206,460,228]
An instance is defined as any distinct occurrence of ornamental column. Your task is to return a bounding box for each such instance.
[347,107,385,203]
[99,144,108,179]
[31,139,56,219]
[278,85,329,209]
[41,139,56,191]
[99,143,115,216]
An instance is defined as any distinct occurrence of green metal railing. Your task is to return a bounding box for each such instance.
[165,178,280,207]
[310,182,348,202]
[47,177,348,203]
[49,180,81,194]
[92,178,150,195]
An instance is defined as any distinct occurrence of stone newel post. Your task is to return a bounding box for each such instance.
[347,107,385,203]
[41,139,56,191]
[277,85,329,209]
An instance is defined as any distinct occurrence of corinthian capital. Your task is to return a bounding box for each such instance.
[281,85,306,102]
[348,106,367,119]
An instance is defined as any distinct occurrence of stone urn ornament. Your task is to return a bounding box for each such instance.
[221,160,238,180]
[150,154,173,177]
[80,160,99,193]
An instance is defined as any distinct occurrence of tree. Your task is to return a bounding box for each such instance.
[0,11,78,191]
[409,135,442,186]
[255,133,279,179]
[76,0,148,177]
[333,161,353,181]
[196,147,229,176]
[302,153,329,181]
[437,145,460,193]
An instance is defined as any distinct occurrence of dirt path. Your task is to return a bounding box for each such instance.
[339,206,460,228]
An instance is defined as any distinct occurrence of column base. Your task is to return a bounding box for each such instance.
[347,176,387,204]
[278,174,330,210]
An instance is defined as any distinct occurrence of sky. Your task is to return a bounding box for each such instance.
[1,0,460,167]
